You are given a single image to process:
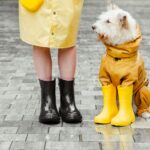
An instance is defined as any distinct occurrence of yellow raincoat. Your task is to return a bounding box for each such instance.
[99,26,150,116]
[19,0,84,48]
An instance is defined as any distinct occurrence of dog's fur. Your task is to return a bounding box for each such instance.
[92,5,137,45]
[92,5,150,119]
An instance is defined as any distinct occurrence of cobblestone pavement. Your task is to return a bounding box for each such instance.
[0,0,150,150]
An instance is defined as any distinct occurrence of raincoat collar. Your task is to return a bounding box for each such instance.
[104,25,142,58]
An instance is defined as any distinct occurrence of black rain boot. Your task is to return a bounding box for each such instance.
[39,79,60,124]
[59,78,82,123]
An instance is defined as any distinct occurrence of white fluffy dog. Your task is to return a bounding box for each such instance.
[92,5,137,45]
[92,4,150,120]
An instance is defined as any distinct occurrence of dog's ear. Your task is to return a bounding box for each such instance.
[121,15,129,29]
[107,4,119,11]
[118,14,129,29]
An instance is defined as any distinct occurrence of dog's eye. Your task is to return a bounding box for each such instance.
[106,20,111,23]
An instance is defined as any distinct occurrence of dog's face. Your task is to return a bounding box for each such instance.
[92,5,137,45]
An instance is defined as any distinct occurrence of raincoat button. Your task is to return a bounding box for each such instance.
[114,58,121,61]
[53,11,56,15]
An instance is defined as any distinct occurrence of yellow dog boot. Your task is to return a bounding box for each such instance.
[111,85,135,126]
[94,84,118,124]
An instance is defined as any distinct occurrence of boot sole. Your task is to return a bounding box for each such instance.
[61,117,82,123]
[39,118,60,124]
[111,115,135,127]
[111,120,135,127]
[94,121,111,124]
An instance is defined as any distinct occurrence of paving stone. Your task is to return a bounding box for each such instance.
[0,134,27,141]
[5,115,23,121]
[0,121,33,127]
[17,126,48,134]
[133,129,150,143]
[0,115,6,121]
[27,134,59,141]
[45,141,100,150]
[59,130,79,142]
[123,142,150,150]
[0,142,11,150]
[0,127,18,134]
[83,133,134,142]
[101,142,124,150]
[131,122,150,129]
[10,141,45,150]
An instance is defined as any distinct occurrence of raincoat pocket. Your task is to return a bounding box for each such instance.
[20,0,44,12]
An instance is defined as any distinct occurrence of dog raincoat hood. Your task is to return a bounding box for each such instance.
[104,26,142,58]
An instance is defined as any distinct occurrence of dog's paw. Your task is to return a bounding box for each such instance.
[141,112,150,119]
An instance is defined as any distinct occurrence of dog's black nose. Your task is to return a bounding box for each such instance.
[92,25,96,30]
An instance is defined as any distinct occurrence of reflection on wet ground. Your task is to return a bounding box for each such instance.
[94,117,150,150]
[95,124,134,150]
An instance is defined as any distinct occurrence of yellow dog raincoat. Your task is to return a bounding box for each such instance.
[99,26,150,116]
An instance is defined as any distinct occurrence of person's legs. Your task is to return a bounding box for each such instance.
[58,46,76,80]
[32,46,52,81]
[32,46,60,124]
[58,46,82,123]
